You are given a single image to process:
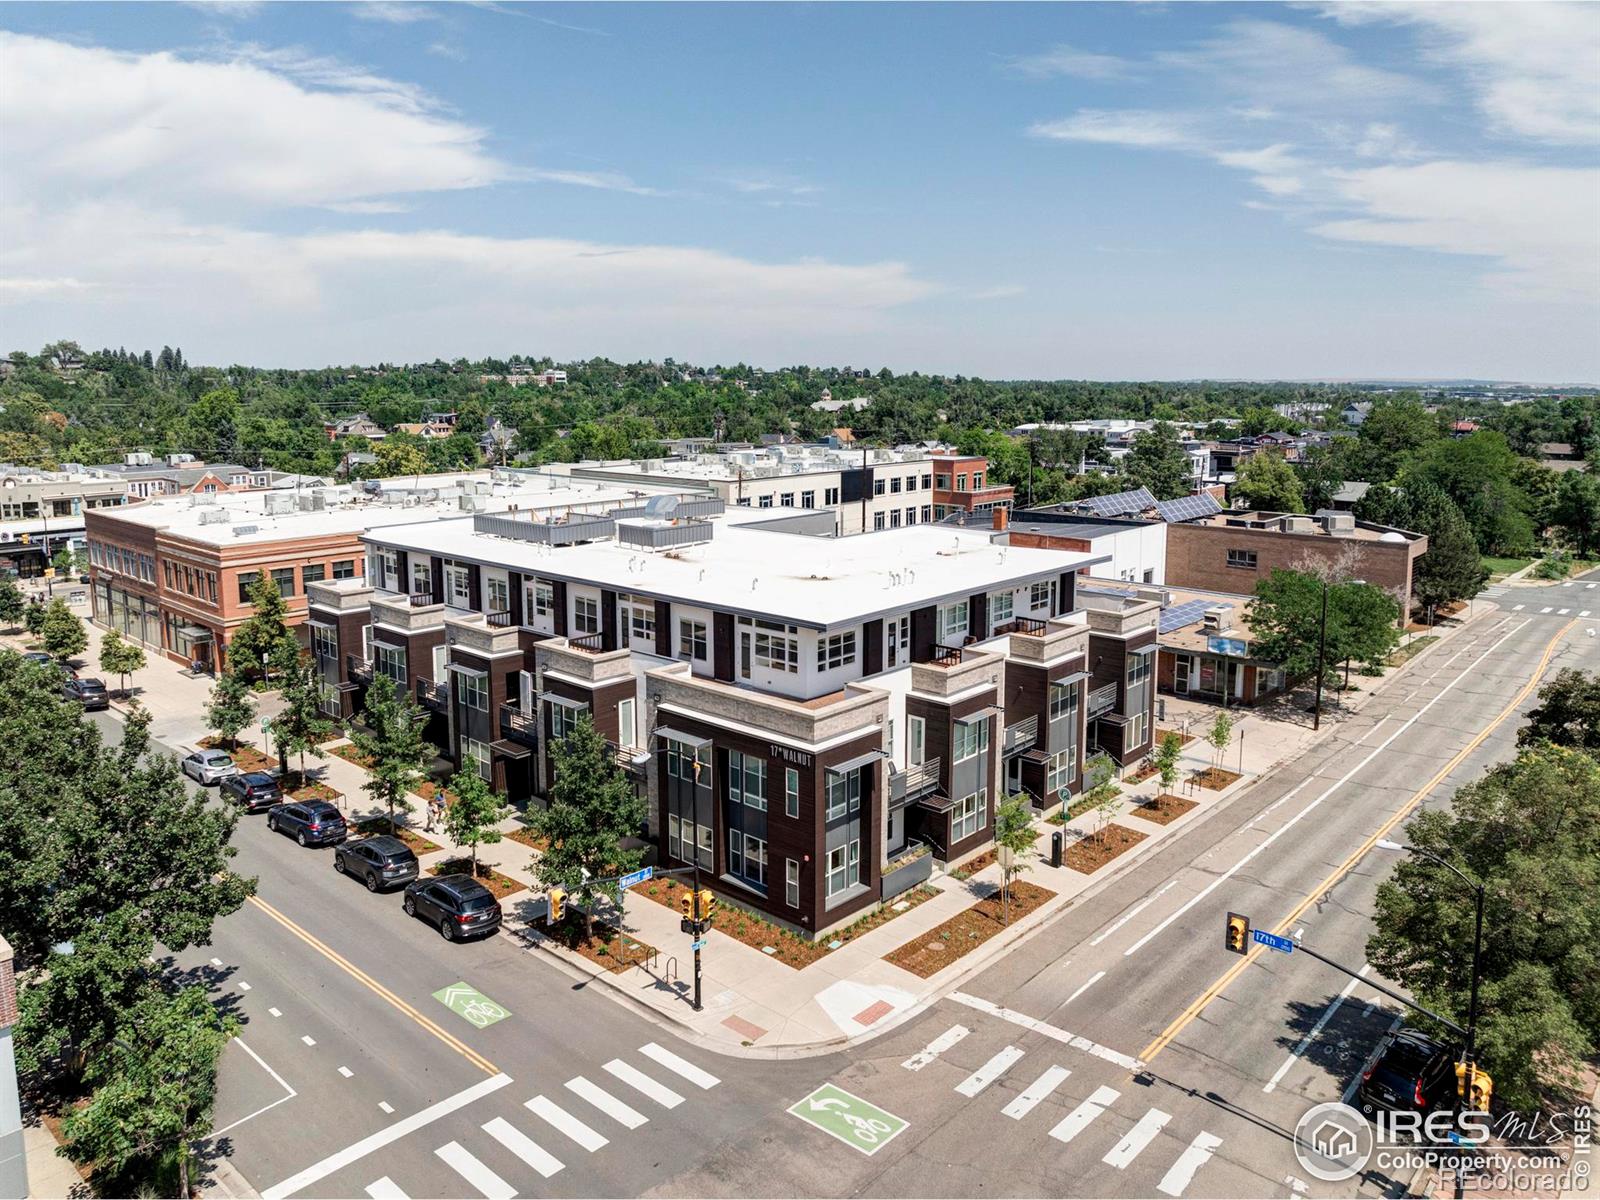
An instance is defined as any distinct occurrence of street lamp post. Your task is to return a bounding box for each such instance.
[1377,840,1486,1093]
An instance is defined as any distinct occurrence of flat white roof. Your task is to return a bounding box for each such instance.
[365,518,1104,630]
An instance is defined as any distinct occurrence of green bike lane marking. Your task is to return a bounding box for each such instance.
[432,981,511,1029]
[787,1083,909,1156]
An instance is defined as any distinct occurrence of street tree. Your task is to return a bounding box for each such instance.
[227,574,299,682]
[98,627,146,696]
[268,654,333,782]
[528,713,647,939]
[1551,470,1600,557]
[40,596,87,661]
[61,982,238,1199]
[1231,449,1304,512]
[1120,421,1193,500]
[371,437,429,478]
[51,544,74,579]
[1357,481,1485,609]
[442,767,510,877]
[993,793,1035,924]
[1248,569,1400,685]
[1516,668,1600,756]
[0,577,25,630]
[1367,744,1600,1110]
[1206,710,1234,773]
[204,668,256,751]
[24,599,46,638]
[351,674,434,834]
[1154,731,1183,794]
[1296,442,1349,514]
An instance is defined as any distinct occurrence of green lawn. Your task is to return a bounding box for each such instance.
[1482,556,1533,580]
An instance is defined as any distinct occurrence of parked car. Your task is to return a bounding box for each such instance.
[220,771,283,812]
[62,677,110,710]
[402,874,502,941]
[180,749,239,785]
[334,835,420,892]
[1357,1028,1457,1118]
[21,651,54,667]
[266,800,347,847]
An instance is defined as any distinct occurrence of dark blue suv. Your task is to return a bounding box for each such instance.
[266,800,347,847]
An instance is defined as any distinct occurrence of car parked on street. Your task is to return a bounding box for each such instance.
[334,835,420,892]
[62,677,110,710]
[1357,1028,1457,1118]
[180,749,239,785]
[265,800,347,847]
[220,771,283,812]
[402,873,502,941]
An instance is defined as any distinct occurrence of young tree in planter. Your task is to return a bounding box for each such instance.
[51,544,75,580]
[40,596,87,662]
[993,793,1035,925]
[227,574,298,682]
[98,627,146,697]
[205,668,257,752]
[23,598,47,638]
[268,654,334,784]
[351,674,434,835]
[0,577,24,631]
[528,713,648,940]
[443,767,511,878]
[1206,710,1234,775]
[1154,731,1183,797]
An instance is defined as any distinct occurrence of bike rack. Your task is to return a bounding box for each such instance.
[663,956,679,986]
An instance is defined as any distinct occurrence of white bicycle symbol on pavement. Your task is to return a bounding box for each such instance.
[459,999,508,1028]
[842,1114,892,1144]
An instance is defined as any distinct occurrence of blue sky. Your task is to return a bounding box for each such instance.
[1,2,1596,380]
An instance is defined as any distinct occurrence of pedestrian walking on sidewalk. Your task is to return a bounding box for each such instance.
[424,796,440,833]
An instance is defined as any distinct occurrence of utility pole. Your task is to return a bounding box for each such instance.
[1312,581,1329,731]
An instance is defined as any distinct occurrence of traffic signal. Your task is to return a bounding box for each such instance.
[697,889,716,924]
[1225,911,1250,955]
[547,887,565,925]
[1456,1063,1492,1110]
[679,890,696,920]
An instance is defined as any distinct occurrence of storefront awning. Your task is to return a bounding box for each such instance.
[177,624,213,640]
[653,726,710,749]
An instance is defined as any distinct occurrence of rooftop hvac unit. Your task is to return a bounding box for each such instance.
[197,508,231,525]
[1202,605,1232,631]
[264,493,297,515]
[1319,510,1357,535]
[458,494,484,512]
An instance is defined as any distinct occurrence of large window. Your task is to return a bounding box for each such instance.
[573,595,600,635]
[746,619,798,674]
[532,581,554,620]
[953,716,990,763]
[825,840,860,897]
[679,619,708,661]
[1128,652,1152,690]
[487,576,509,614]
[444,563,472,608]
[311,624,337,662]
[303,562,326,586]
[816,631,857,672]
[938,602,969,644]
[825,487,840,505]
[1125,710,1148,751]
[625,601,655,643]
[455,670,488,711]
[333,559,355,580]
[665,738,710,783]
[1030,581,1052,611]
[411,560,432,595]
[1046,750,1074,797]
[786,859,800,907]
[1050,679,1078,722]
[1226,549,1259,570]
[728,831,768,886]
[990,590,1014,627]
[727,751,767,811]
[374,643,406,684]
[953,788,987,841]
[237,571,259,605]
[550,700,584,740]
[825,766,862,820]
[461,736,492,782]
[271,566,296,597]
[785,767,800,818]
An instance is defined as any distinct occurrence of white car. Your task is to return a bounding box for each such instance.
[181,749,239,785]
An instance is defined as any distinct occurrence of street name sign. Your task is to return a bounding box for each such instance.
[619,867,654,890]
[690,939,708,950]
[788,1083,908,1156]
[432,981,510,1028]
[1253,929,1295,954]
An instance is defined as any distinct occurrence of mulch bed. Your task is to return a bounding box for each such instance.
[413,781,460,805]
[1155,728,1195,747]
[1129,793,1198,826]
[1063,824,1148,873]
[882,880,1055,978]
[546,915,659,975]
[505,825,549,852]
[1192,767,1243,791]
[329,742,375,769]
[288,781,341,804]
[197,737,275,772]
[1126,761,1159,784]
[428,857,527,899]
[354,817,442,855]
[950,848,998,879]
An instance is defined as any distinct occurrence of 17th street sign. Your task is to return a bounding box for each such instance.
[1253,929,1295,954]
[788,1083,908,1156]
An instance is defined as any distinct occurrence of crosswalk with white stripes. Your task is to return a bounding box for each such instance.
[902,1024,1223,1196]
[366,1042,721,1198]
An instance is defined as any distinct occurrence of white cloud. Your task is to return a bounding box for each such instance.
[351,1,435,23]
[426,40,467,62]
[1007,43,1133,80]
[1030,110,1199,151]
[1321,2,1600,145]
[971,285,1025,300]
[523,169,661,197]
[1314,161,1600,301]
[181,1,264,17]
[718,172,822,198]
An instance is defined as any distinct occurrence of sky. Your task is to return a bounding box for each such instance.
[1,1,1596,381]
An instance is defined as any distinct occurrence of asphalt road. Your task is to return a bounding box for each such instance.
[83,586,1595,1200]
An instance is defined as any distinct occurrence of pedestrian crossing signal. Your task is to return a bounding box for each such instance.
[1225,912,1250,955]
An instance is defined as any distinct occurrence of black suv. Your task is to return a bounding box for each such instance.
[334,836,420,892]
[265,800,348,847]
[403,874,503,941]
[63,677,110,710]
[1357,1028,1457,1117]
[221,772,283,812]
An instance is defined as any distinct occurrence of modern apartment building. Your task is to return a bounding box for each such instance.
[83,471,685,671]
[1004,511,1168,586]
[0,467,130,577]
[312,502,1157,938]
[564,443,1011,534]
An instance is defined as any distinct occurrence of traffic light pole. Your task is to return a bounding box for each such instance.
[1291,937,1468,1037]
[692,859,703,1013]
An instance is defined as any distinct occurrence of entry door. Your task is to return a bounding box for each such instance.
[431,643,448,684]
[518,670,533,713]
[1005,755,1022,795]
[739,630,752,679]
[618,697,636,750]
[1174,655,1191,694]
[887,615,910,667]
[908,715,926,765]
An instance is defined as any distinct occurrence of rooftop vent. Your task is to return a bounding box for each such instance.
[197,508,231,525]
[1202,605,1232,631]
[230,524,259,537]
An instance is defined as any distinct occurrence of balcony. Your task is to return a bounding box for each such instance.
[568,631,606,654]
[408,590,437,607]
[485,610,515,629]
[415,677,449,712]
[1002,715,1038,757]
[498,704,538,748]
[889,757,941,806]
[927,644,966,668]
[1087,682,1119,720]
[996,616,1048,637]
[346,654,372,684]
[607,740,650,777]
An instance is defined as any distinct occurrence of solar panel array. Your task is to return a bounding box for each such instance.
[1155,492,1223,523]
[1159,598,1220,634]
[1078,486,1156,517]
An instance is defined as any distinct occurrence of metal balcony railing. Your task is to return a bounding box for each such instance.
[1000,616,1048,636]
[346,654,372,683]
[408,590,438,607]
[1003,715,1038,756]
[415,677,449,712]
[485,610,515,628]
[927,644,965,667]
[890,757,941,804]
[498,704,538,747]
[568,631,606,653]
[1087,682,1119,719]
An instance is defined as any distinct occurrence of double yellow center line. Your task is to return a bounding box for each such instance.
[1139,619,1573,1065]
[248,894,501,1076]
